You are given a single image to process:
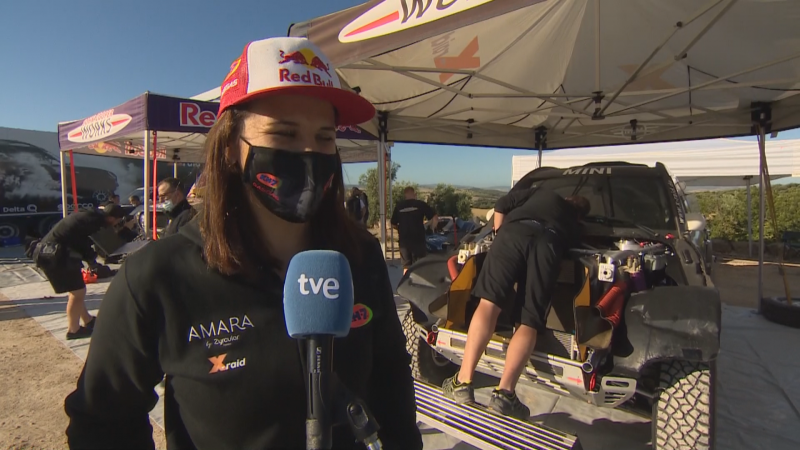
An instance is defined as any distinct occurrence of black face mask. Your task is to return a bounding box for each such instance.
[240,139,339,223]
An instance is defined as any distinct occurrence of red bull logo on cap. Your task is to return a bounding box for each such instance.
[256,173,281,189]
[278,48,335,88]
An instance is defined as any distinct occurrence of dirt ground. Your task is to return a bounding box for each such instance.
[0,294,167,450]
[1,243,798,448]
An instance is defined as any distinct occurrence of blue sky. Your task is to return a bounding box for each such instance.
[1,0,797,189]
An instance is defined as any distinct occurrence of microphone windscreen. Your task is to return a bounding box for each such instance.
[283,250,355,338]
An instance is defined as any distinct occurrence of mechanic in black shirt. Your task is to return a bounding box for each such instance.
[391,186,438,274]
[33,204,126,340]
[442,186,590,420]
[64,36,422,450]
[157,177,195,237]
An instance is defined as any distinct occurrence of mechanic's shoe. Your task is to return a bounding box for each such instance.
[85,316,96,330]
[442,375,475,404]
[488,389,530,421]
[66,326,93,340]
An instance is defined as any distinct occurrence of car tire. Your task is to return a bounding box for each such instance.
[652,360,716,450]
[761,296,800,329]
[401,308,457,386]
[0,222,22,240]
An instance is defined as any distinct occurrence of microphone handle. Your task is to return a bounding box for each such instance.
[306,335,333,450]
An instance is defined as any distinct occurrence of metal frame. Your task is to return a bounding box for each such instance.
[329,1,800,255]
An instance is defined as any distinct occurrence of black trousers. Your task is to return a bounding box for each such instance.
[471,220,564,331]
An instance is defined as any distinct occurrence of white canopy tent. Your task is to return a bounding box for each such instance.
[512,137,800,257]
[289,0,800,306]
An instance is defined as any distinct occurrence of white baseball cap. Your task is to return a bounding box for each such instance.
[218,37,375,126]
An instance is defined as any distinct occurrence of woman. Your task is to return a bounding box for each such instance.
[64,37,423,450]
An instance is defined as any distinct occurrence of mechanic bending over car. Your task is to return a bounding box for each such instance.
[391,186,438,274]
[157,177,196,237]
[64,36,422,450]
[442,185,590,419]
[28,204,126,340]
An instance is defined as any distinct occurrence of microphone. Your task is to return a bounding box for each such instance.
[284,250,383,450]
[285,250,354,450]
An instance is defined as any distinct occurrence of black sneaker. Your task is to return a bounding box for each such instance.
[66,326,93,340]
[85,316,96,330]
[488,389,530,420]
[442,375,475,404]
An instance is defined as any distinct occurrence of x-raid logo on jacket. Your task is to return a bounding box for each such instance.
[188,314,255,343]
[208,353,247,374]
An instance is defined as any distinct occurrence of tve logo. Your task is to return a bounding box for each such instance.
[297,273,340,299]
[284,250,355,338]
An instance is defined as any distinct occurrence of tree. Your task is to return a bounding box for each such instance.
[426,184,473,219]
[694,184,800,241]
[358,162,400,227]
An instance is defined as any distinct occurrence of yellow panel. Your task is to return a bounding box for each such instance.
[446,256,480,328]
[574,266,591,361]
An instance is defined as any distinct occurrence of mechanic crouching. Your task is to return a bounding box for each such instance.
[31,204,126,340]
[442,186,590,420]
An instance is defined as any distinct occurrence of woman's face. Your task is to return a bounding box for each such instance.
[232,94,338,170]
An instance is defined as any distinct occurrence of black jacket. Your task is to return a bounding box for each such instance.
[42,210,107,262]
[495,186,583,249]
[64,220,423,450]
[163,199,195,237]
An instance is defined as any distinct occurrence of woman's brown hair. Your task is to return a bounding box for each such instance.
[200,107,368,276]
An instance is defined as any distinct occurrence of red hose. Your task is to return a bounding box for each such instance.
[447,255,459,280]
[595,282,628,327]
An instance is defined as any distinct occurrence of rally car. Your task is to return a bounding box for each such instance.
[397,162,719,450]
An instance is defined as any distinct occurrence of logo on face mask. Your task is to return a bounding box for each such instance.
[256,172,281,189]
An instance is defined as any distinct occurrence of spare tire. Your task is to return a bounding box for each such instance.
[761,296,800,329]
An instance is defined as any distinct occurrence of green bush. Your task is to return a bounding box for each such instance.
[694,183,800,242]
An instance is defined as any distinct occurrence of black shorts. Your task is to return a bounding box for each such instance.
[39,257,85,294]
[471,221,564,331]
[399,241,428,268]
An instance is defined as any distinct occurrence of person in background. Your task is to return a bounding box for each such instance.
[128,195,142,207]
[64,36,422,450]
[346,187,364,224]
[442,186,589,420]
[31,204,126,339]
[110,194,121,205]
[157,177,195,237]
[391,186,438,274]
[360,189,369,227]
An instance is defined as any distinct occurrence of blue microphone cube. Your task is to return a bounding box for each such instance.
[284,250,355,338]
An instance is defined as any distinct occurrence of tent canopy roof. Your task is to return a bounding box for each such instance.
[57,92,381,164]
[511,137,800,187]
[289,0,800,150]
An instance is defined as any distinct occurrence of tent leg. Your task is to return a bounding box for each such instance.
[746,176,752,258]
[143,131,152,237]
[378,114,388,259]
[152,131,159,240]
[69,150,78,213]
[757,127,766,313]
[537,147,543,168]
[387,145,394,250]
[59,151,68,218]
[378,139,386,258]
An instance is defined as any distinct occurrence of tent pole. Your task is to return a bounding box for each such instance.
[143,131,152,237]
[152,131,159,240]
[59,151,68,218]
[69,150,78,214]
[173,162,178,178]
[746,176,752,257]
[378,113,388,259]
[757,127,766,313]
[387,144,394,250]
